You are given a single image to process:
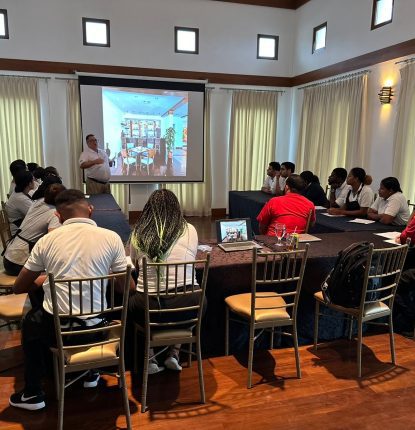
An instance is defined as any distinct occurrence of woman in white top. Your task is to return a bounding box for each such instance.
[328,167,374,218]
[5,171,35,235]
[367,177,410,226]
[128,189,201,374]
[3,184,65,276]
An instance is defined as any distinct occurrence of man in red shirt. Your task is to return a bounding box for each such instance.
[257,174,316,235]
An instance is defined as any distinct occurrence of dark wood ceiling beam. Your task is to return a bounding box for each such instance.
[209,0,310,10]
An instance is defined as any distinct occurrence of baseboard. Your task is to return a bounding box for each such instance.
[128,211,141,225]
[211,208,227,219]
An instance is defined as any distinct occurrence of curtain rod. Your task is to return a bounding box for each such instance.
[395,57,415,65]
[207,86,285,94]
[0,73,77,80]
[297,70,371,90]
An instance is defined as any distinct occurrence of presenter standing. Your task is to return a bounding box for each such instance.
[79,134,111,195]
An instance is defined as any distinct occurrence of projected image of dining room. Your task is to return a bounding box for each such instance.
[102,87,188,177]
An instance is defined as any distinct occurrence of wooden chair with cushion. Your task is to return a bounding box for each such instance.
[138,149,155,175]
[313,242,408,378]
[225,245,310,388]
[121,149,137,175]
[48,266,132,430]
[133,254,210,413]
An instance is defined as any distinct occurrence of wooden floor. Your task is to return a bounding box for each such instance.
[1,329,415,429]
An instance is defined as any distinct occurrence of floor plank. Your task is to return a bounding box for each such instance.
[1,330,415,429]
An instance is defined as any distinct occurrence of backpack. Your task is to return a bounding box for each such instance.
[322,241,371,308]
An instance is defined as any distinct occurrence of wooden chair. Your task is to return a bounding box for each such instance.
[133,254,210,413]
[0,209,16,295]
[48,266,132,430]
[121,149,137,175]
[304,209,313,233]
[225,245,310,388]
[139,149,155,175]
[313,243,408,378]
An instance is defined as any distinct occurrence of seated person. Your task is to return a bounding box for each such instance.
[9,189,134,411]
[128,189,201,374]
[300,170,329,208]
[328,167,349,208]
[257,174,316,235]
[274,161,295,195]
[31,170,63,201]
[368,177,410,225]
[3,184,65,276]
[5,171,35,235]
[327,167,374,218]
[396,211,415,245]
[8,159,27,197]
[261,162,280,194]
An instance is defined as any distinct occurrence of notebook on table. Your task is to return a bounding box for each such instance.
[215,218,262,252]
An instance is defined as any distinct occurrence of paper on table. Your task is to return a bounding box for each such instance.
[374,231,401,239]
[298,234,322,243]
[384,239,400,246]
[321,213,345,217]
[315,206,327,210]
[348,218,376,224]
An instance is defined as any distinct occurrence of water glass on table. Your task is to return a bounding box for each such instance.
[274,223,286,247]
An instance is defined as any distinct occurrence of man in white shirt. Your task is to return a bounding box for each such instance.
[328,168,350,208]
[79,134,111,195]
[261,162,280,194]
[9,189,134,411]
[274,161,295,196]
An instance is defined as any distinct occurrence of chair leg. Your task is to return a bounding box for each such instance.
[389,314,396,365]
[133,325,138,375]
[53,355,59,400]
[293,323,302,379]
[119,363,132,430]
[270,327,274,350]
[348,316,354,340]
[247,324,255,389]
[225,306,230,356]
[357,318,363,378]
[188,342,192,367]
[313,300,320,350]
[196,336,206,404]
[57,360,65,430]
[141,338,150,413]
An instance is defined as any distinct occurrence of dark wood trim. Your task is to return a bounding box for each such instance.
[209,0,311,9]
[292,37,415,87]
[2,37,415,88]
[0,58,292,86]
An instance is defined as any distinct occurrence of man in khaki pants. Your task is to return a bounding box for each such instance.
[79,134,111,194]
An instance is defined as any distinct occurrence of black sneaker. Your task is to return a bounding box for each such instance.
[83,370,100,388]
[9,390,46,411]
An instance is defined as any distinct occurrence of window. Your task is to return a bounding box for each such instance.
[82,18,110,47]
[371,0,394,30]
[312,22,327,53]
[175,27,199,54]
[257,35,279,60]
[0,9,9,39]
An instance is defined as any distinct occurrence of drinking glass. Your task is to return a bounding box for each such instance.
[274,223,286,247]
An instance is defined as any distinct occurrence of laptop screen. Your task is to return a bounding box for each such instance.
[215,218,254,243]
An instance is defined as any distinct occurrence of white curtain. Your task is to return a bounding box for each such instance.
[229,90,278,191]
[166,89,212,216]
[393,63,415,202]
[0,77,43,201]
[296,73,367,184]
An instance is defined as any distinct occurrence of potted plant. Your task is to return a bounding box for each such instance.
[164,126,176,163]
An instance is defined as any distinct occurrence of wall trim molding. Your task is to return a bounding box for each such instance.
[1,38,415,88]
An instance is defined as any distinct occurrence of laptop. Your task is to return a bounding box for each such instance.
[215,218,262,252]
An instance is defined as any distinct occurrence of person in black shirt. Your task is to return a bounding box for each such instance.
[300,170,329,208]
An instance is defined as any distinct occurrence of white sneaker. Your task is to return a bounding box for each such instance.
[164,355,182,371]
[148,361,165,375]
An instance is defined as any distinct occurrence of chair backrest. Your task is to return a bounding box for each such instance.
[0,209,12,250]
[304,209,313,233]
[142,254,210,335]
[48,265,132,362]
[252,244,309,319]
[358,243,408,312]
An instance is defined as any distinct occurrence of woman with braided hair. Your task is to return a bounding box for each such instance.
[128,189,200,374]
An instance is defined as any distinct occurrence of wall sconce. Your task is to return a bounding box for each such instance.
[378,86,393,104]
